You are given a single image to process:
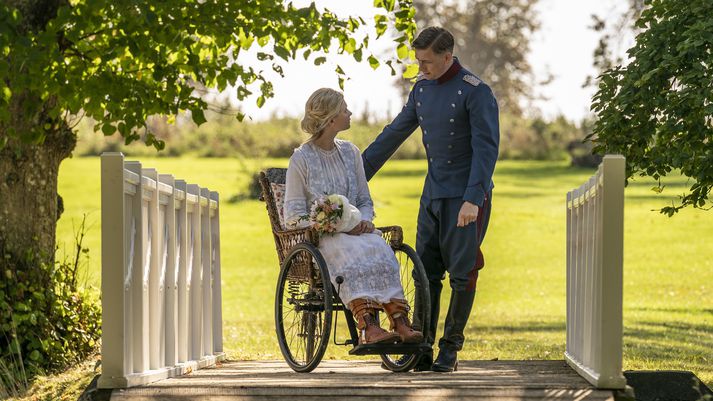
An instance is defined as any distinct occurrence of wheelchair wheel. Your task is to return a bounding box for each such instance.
[275,243,333,373]
[380,244,430,372]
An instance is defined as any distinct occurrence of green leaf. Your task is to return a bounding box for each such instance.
[397,43,408,59]
[403,64,419,79]
[368,55,380,70]
[101,123,116,136]
[256,96,265,108]
[274,46,290,60]
[191,108,207,125]
[314,56,327,65]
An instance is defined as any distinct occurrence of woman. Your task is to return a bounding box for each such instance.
[284,88,423,345]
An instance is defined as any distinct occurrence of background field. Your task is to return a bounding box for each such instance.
[56,156,713,385]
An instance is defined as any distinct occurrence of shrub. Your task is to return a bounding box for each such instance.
[0,219,101,397]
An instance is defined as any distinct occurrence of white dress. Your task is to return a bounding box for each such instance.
[284,139,405,305]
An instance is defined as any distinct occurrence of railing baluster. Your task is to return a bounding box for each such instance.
[187,184,203,360]
[175,180,189,364]
[160,174,177,367]
[201,188,213,356]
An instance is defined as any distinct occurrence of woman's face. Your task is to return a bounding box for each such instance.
[331,102,352,132]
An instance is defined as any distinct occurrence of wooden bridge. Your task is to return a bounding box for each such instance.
[107,360,620,400]
[97,153,628,400]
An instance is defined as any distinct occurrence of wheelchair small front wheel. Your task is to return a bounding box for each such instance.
[275,243,333,373]
[380,244,430,372]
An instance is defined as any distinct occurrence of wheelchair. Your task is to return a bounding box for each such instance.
[259,168,432,373]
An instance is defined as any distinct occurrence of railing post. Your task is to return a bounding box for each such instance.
[211,191,223,353]
[599,155,625,386]
[99,153,128,387]
[175,180,189,364]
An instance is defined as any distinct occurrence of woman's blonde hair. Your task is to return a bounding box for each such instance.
[300,88,346,141]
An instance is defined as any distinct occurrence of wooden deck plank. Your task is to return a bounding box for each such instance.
[110,360,616,401]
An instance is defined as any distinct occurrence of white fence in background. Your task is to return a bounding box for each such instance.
[98,152,224,388]
[565,154,626,389]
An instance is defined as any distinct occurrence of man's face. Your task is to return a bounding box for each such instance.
[415,47,452,80]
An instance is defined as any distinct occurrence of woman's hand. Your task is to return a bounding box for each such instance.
[347,220,375,235]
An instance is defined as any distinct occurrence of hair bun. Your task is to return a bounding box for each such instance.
[301,88,345,138]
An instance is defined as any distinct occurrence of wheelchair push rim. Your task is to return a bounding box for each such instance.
[275,243,333,373]
[380,243,431,372]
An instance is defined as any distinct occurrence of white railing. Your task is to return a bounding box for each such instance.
[98,152,224,388]
[565,154,626,389]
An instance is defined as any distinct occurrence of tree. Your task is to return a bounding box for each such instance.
[584,0,645,89]
[0,0,415,373]
[591,0,713,215]
[407,0,540,116]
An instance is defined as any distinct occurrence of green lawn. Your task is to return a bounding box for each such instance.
[57,156,713,386]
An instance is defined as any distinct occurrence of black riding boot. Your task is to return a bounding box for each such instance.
[432,289,476,372]
[413,280,443,371]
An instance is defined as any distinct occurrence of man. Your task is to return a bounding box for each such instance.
[362,26,499,372]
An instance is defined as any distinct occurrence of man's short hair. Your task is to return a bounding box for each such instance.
[411,27,454,54]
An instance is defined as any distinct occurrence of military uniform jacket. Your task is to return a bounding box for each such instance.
[362,60,499,207]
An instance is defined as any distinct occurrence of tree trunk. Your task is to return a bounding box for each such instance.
[0,123,76,268]
[0,0,72,268]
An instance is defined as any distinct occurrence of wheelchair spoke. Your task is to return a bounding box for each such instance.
[276,243,333,372]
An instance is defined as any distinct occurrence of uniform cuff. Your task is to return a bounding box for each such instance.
[362,156,377,181]
[463,185,485,207]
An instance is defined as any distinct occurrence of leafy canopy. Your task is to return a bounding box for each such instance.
[591,0,713,215]
[0,0,416,149]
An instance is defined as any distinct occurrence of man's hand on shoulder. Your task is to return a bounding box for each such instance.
[457,201,479,227]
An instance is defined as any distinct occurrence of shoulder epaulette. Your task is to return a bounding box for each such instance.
[463,75,481,87]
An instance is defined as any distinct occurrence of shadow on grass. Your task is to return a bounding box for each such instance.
[474,320,566,333]
[375,168,426,178]
[624,315,713,387]
[495,163,594,178]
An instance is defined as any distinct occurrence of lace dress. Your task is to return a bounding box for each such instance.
[283,139,404,305]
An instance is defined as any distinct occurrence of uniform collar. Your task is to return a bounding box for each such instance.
[437,58,462,84]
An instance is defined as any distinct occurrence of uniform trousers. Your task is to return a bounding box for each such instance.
[415,192,492,351]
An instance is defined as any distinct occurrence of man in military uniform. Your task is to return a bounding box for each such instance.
[362,26,499,372]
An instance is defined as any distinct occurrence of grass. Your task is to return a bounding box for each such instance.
[51,156,712,389]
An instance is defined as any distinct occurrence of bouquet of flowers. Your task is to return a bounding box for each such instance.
[300,194,362,235]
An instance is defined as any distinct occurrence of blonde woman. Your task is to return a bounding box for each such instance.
[283,88,423,345]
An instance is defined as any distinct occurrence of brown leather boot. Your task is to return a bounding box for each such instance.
[382,299,424,344]
[350,298,401,345]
